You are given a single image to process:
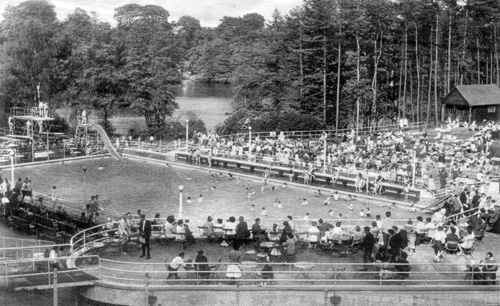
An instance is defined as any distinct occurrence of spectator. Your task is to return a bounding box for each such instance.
[226,244,242,284]
[252,218,267,242]
[138,214,152,259]
[167,252,186,279]
[235,216,250,245]
[433,226,446,262]
[308,221,320,249]
[194,250,210,280]
[483,252,498,284]
[362,226,376,266]
[118,214,129,255]
[49,246,59,270]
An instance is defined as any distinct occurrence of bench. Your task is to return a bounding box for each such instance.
[175,152,421,201]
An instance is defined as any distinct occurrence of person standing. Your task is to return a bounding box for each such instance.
[50,186,58,210]
[362,226,376,266]
[118,214,129,255]
[139,214,152,259]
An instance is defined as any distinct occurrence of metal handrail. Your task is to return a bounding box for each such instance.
[96,260,499,287]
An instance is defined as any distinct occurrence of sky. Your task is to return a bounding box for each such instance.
[0,0,304,27]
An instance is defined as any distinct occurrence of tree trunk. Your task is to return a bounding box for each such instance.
[434,15,439,126]
[415,24,421,123]
[372,30,383,129]
[495,24,499,86]
[336,37,341,136]
[447,6,452,94]
[403,26,408,120]
[461,8,468,85]
[427,25,433,126]
[323,35,327,124]
[356,35,361,135]
[477,35,481,84]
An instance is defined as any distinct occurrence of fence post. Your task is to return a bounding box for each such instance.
[53,267,58,306]
[145,273,150,306]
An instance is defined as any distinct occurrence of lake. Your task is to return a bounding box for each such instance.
[57,80,233,135]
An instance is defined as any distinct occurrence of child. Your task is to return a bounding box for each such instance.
[250,205,255,212]
[404,182,410,201]
[288,171,294,183]
[304,213,310,225]
[359,209,366,218]
[261,207,268,216]
[186,197,192,204]
[324,196,331,206]
[347,203,354,211]
[333,191,340,201]
[259,254,274,285]
[301,198,309,206]
[277,201,283,209]
[407,229,416,256]
[198,194,203,204]
[314,189,322,197]
[328,209,334,217]
[365,208,372,218]
[273,198,279,207]
[409,203,417,213]
[390,202,397,209]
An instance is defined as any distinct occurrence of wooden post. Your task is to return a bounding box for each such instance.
[469,106,472,123]
[53,268,58,306]
[145,273,149,306]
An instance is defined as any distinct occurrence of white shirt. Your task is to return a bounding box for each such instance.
[118,219,128,236]
[308,227,320,242]
[434,230,446,244]
[169,256,185,269]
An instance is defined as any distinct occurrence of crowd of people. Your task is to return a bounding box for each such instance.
[186,119,500,198]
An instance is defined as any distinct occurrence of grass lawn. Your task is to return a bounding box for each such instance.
[11,157,422,226]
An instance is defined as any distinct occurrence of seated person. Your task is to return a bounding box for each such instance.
[483,252,498,284]
[380,252,411,279]
[308,221,320,249]
[259,254,274,285]
[163,216,177,239]
[445,227,460,251]
[252,218,267,242]
[458,228,475,255]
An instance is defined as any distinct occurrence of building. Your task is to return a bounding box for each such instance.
[442,84,500,123]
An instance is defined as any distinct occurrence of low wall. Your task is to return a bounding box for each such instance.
[77,284,500,306]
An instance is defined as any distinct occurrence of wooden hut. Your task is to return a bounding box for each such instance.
[442,84,500,123]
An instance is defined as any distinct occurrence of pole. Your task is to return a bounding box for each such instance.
[10,151,14,187]
[179,188,183,219]
[53,267,58,306]
[248,127,252,151]
[323,136,327,172]
[185,119,189,152]
[47,132,49,161]
[412,150,416,188]
[145,273,149,306]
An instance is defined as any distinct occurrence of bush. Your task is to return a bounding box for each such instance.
[216,109,324,135]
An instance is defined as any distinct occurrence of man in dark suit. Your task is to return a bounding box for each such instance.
[139,214,152,259]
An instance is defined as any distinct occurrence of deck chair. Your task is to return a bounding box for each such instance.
[445,240,460,258]
[208,256,223,279]
[198,226,209,242]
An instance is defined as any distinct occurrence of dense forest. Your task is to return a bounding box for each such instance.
[1,0,500,136]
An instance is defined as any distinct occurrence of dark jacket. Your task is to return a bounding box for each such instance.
[139,219,152,238]
[235,221,250,239]
[361,232,376,251]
